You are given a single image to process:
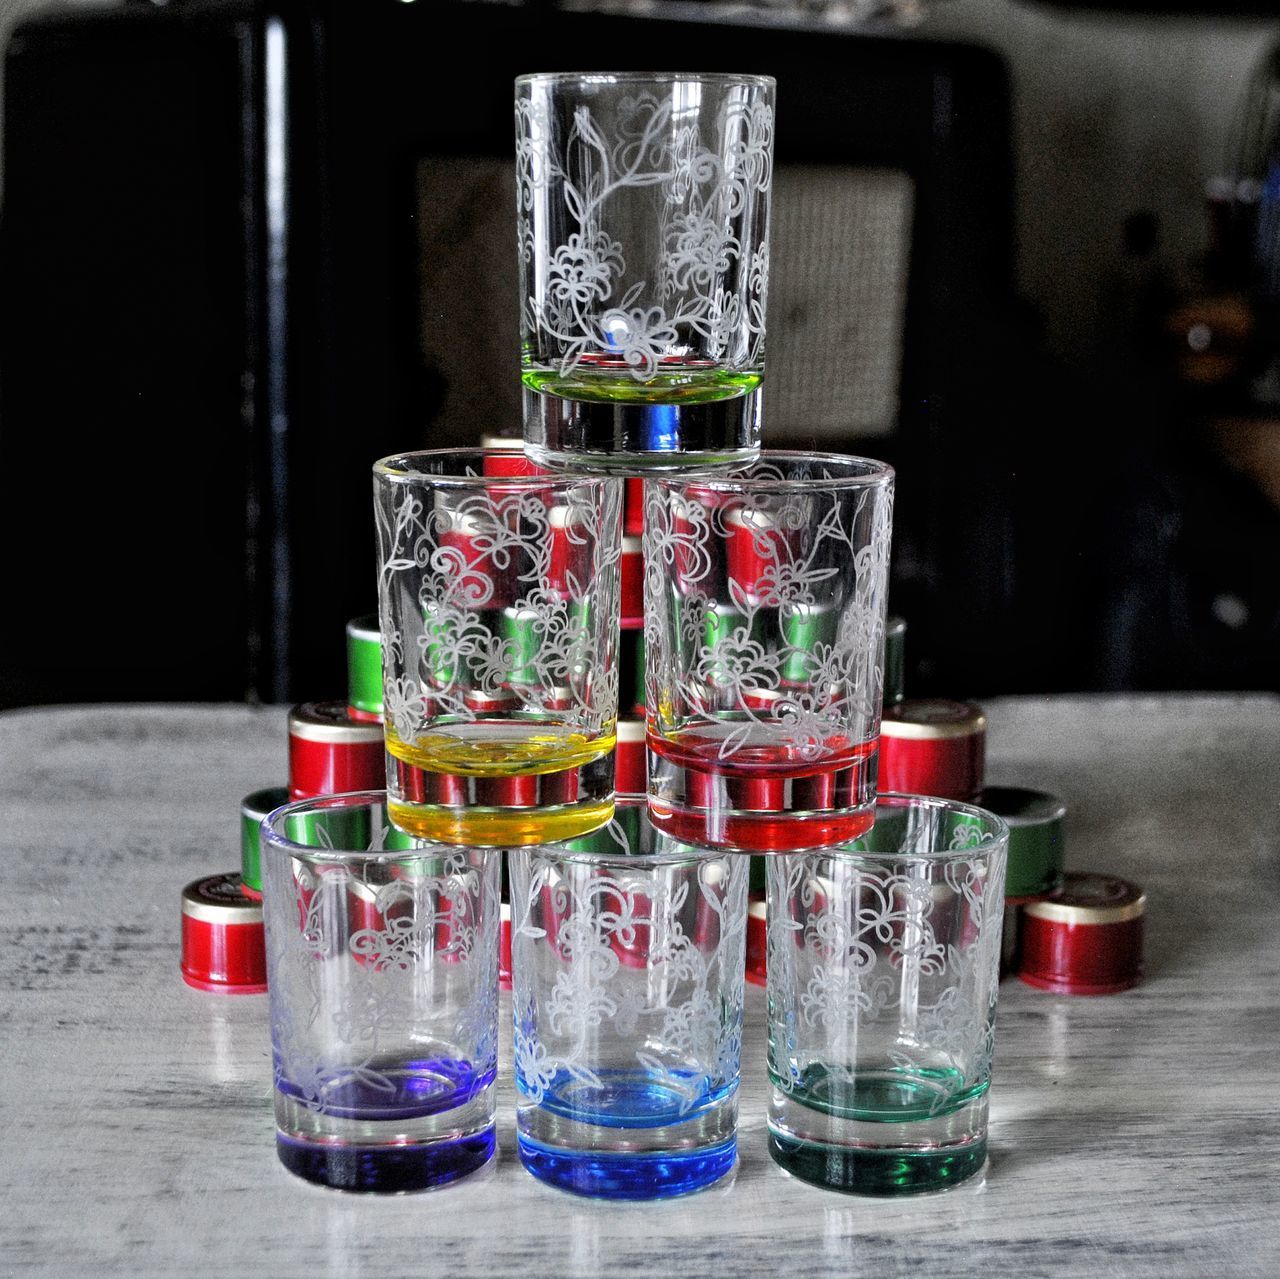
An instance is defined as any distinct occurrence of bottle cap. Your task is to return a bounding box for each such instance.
[345,614,383,721]
[239,785,288,897]
[620,534,643,628]
[1019,872,1146,995]
[746,896,767,987]
[878,699,986,800]
[180,872,267,994]
[624,476,645,535]
[978,785,1066,900]
[499,901,513,992]
[288,701,385,800]
[615,718,646,794]
[479,435,547,477]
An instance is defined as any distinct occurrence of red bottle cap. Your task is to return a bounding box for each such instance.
[288,701,385,800]
[479,437,548,477]
[180,872,267,994]
[499,902,513,992]
[746,896,767,987]
[878,699,986,800]
[620,535,644,628]
[624,477,645,535]
[615,718,646,794]
[1018,872,1146,995]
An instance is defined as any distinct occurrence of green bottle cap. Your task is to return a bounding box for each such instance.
[979,785,1066,900]
[780,603,837,683]
[500,605,543,687]
[240,786,289,894]
[345,614,383,718]
[884,615,906,703]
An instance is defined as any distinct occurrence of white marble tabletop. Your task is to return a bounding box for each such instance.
[2,695,1278,1278]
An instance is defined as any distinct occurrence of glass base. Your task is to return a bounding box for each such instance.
[387,750,615,846]
[767,1130,985,1196]
[767,1086,988,1195]
[647,742,876,852]
[276,1127,494,1193]
[648,798,875,853]
[516,1071,738,1198]
[517,1133,736,1199]
[523,386,761,475]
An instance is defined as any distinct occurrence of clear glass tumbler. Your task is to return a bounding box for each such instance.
[766,794,1008,1195]
[644,451,894,852]
[509,798,749,1198]
[516,71,775,473]
[374,449,622,845]
[262,791,501,1192]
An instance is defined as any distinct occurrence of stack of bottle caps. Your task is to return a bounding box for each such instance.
[742,616,1144,994]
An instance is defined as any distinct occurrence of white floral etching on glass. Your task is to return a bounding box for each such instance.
[516,89,772,382]
[766,841,1005,1115]
[267,841,499,1114]
[374,479,621,747]
[643,470,893,762]
[511,845,747,1115]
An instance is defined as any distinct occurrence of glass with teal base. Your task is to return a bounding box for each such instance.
[766,793,1008,1194]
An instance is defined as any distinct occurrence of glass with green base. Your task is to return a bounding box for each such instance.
[515,71,774,473]
[766,793,1008,1194]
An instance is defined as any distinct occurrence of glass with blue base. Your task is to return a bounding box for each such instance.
[510,797,748,1198]
[766,793,1008,1195]
[262,790,500,1192]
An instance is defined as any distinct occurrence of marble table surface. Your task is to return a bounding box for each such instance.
[1,695,1278,1278]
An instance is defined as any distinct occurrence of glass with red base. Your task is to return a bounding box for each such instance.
[643,451,894,852]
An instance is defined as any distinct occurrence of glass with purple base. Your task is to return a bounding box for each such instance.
[262,791,499,1192]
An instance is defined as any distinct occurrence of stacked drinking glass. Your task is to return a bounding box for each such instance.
[260,71,1008,1200]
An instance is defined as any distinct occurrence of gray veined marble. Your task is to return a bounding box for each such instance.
[1,696,1278,1278]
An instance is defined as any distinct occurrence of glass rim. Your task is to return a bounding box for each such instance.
[373,448,608,491]
[515,71,776,91]
[654,450,893,495]
[262,789,457,866]
[836,791,1009,861]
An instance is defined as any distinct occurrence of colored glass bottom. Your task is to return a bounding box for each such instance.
[647,730,876,852]
[388,796,614,846]
[767,1131,985,1196]
[276,1126,494,1193]
[517,1133,736,1200]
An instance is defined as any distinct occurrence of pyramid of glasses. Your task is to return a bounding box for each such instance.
[259,72,1007,1202]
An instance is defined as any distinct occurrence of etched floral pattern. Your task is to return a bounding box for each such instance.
[510,840,747,1116]
[374,474,621,745]
[516,81,773,383]
[766,840,1006,1114]
[644,465,894,763]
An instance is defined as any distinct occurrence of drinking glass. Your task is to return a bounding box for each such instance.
[644,451,894,851]
[374,449,621,845]
[516,71,775,473]
[262,791,501,1192]
[509,798,748,1198]
[766,794,1008,1194]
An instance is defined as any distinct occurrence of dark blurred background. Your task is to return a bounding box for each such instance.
[2,0,1278,708]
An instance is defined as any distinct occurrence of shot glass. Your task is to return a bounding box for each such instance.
[516,71,775,473]
[509,798,748,1198]
[644,452,894,851]
[262,791,500,1192]
[766,794,1008,1194]
[374,449,622,845]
